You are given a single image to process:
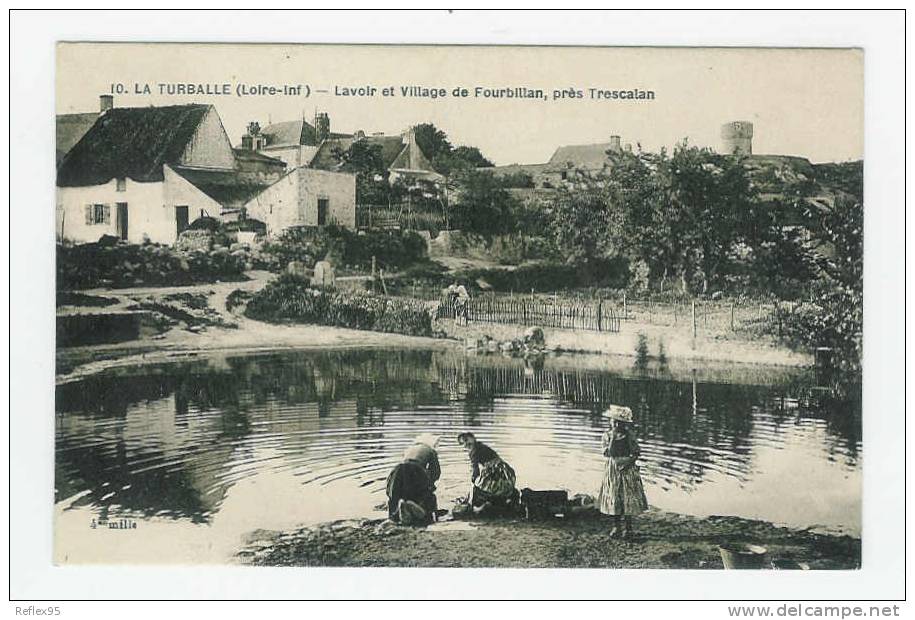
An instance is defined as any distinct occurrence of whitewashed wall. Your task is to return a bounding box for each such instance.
[56,165,223,245]
[245,168,356,236]
[56,178,165,244]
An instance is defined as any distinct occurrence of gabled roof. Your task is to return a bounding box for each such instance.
[309,135,411,172]
[485,163,550,177]
[56,112,100,166]
[547,143,621,171]
[390,139,435,172]
[260,120,317,148]
[57,104,213,186]
[259,119,350,148]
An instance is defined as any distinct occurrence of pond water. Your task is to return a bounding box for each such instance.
[55,348,861,564]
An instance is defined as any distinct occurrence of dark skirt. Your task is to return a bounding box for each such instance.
[473,458,517,502]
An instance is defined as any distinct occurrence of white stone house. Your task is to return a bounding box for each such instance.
[56,101,292,245]
[244,167,357,236]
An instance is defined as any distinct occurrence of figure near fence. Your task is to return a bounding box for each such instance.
[447,281,471,326]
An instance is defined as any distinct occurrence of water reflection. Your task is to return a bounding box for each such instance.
[56,348,862,560]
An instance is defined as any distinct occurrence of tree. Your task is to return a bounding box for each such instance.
[450,170,518,235]
[451,146,494,169]
[413,123,494,176]
[545,141,778,294]
[332,141,391,205]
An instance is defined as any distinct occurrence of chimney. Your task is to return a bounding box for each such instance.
[315,112,330,142]
[241,121,263,151]
[99,94,114,113]
[609,135,621,152]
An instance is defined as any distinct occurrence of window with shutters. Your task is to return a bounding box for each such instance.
[85,204,111,225]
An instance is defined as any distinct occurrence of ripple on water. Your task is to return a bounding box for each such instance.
[55,349,862,539]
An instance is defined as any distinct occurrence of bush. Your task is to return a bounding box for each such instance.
[457,258,629,294]
[57,240,247,290]
[776,288,862,374]
[257,225,427,273]
[244,274,434,337]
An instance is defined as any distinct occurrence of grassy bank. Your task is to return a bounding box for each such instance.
[238,509,860,569]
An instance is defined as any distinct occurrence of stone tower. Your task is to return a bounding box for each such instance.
[720,121,753,156]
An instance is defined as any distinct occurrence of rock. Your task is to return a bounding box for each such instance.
[523,326,546,346]
[286,261,311,279]
[311,260,336,289]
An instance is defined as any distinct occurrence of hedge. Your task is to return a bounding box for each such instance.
[244,274,434,337]
[57,238,247,290]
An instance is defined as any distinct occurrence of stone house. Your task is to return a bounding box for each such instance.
[240,112,445,187]
[485,134,629,189]
[243,167,356,235]
[56,102,287,244]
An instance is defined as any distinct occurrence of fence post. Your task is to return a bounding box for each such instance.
[597,297,603,332]
[648,295,652,324]
[371,255,377,294]
[623,293,628,320]
[776,300,782,339]
[730,302,735,331]
[692,300,697,341]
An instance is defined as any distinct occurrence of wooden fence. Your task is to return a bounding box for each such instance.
[616,295,795,336]
[436,296,621,333]
[356,204,446,231]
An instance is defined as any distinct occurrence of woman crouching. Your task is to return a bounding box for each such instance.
[457,432,518,515]
[598,405,649,540]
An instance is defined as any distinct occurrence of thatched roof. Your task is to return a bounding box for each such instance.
[56,112,100,166]
[57,104,212,186]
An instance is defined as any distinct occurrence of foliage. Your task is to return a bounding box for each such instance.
[57,240,246,290]
[545,142,795,295]
[245,274,434,337]
[413,123,494,175]
[812,161,863,203]
[449,170,520,235]
[258,225,428,272]
[331,140,393,205]
[456,259,629,293]
[497,171,536,188]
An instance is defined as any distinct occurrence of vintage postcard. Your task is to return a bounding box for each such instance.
[54,42,863,570]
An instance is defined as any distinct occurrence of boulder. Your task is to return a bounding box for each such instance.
[286,261,311,279]
[311,260,336,289]
[176,229,214,252]
[523,326,546,346]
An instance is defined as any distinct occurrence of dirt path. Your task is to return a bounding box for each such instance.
[238,509,860,570]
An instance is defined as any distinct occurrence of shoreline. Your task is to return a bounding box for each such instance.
[56,277,816,383]
[237,508,861,570]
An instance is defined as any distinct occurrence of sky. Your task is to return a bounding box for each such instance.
[57,43,863,165]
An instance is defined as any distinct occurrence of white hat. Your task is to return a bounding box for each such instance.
[414,433,440,448]
[602,405,633,423]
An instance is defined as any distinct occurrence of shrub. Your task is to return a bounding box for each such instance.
[257,225,427,273]
[456,258,629,294]
[244,274,434,337]
[57,241,247,290]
